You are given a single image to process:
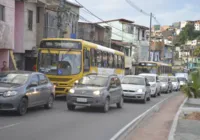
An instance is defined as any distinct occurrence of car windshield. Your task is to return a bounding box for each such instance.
[143,75,155,82]
[38,51,81,75]
[122,77,145,85]
[170,77,177,82]
[178,77,186,81]
[159,77,168,82]
[0,73,29,85]
[78,75,108,87]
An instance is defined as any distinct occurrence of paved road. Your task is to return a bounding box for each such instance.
[0,92,178,140]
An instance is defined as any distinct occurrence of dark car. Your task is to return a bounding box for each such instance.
[67,74,123,112]
[0,71,55,115]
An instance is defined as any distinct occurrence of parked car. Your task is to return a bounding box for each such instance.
[121,75,151,103]
[139,73,161,97]
[67,74,123,112]
[169,76,180,91]
[177,77,187,87]
[158,76,173,93]
[0,71,55,115]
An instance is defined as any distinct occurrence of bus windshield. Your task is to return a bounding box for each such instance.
[137,67,157,74]
[38,51,81,75]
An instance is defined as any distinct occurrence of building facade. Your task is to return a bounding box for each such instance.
[78,22,112,47]
[14,0,81,71]
[0,0,16,71]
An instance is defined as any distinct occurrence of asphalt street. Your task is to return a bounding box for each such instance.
[0,92,178,140]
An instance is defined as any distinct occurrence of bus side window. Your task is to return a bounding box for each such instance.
[102,52,108,68]
[108,53,113,68]
[84,48,90,72]
[114,55,118,68]
[90,48,96,66]
[121,56,125,68]
[118,55,122,68]
[96,50,102,67]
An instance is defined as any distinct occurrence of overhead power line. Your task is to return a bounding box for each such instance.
[125,0,160,25]
[69,10,131,40]
[74,0,132,34]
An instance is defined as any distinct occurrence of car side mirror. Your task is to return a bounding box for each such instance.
[146,83,150,86]
[29,81,38,88]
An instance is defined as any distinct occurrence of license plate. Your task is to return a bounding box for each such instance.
[77,98,87,103]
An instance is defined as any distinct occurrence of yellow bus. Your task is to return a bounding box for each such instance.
[136,61,172,75]
[37,38,125,95]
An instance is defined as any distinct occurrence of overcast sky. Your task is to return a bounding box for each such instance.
[68,0,200,27]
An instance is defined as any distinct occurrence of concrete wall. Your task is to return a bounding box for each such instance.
[24,2,37,51]
[36,7,45,46]
[15,1,24,53]
[0,0,15,50]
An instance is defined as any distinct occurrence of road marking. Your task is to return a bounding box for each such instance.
[0,122,21,130]
[110,94,176,140]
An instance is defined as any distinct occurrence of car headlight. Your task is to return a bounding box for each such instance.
[162,84,166,86]
[137,89,143,93]
[3,91,18,97]
[69,89,75,94]
[93,90,101,96]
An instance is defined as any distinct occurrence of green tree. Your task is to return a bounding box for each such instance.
[178,23,200,45]
[194,46,200,56]
[182,68,200,98]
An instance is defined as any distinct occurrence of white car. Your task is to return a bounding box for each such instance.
[121,75,151,104]
[139,73,161,97]
[169,76,180,91]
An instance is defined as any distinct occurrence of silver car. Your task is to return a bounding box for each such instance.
[169,76,180,91]
[121,75,151,103]
[0,71,55,115]
[67,74,123,112]
[159,76,173,93]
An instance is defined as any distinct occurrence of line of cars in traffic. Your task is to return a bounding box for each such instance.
[0,71,184,115]
[66,73,182,112]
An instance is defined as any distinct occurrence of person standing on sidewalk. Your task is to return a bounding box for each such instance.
[1,61,9,72]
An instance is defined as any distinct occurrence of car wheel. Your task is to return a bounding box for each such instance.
[44,94,54,109]
[147,95,151,101]
[17,98,28,116]
[103,98,110,113]
[142,94,147,104]
[67,104,76,111]
[117,97,123,108]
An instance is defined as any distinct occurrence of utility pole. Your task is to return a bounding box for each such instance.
[148,13,152,61]
[57,0,70,38]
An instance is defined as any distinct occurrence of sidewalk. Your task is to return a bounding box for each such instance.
[128,94,185,140]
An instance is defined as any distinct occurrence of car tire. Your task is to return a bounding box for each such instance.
[44,94,54,109]
[103,98,110,113]
[117,97,123,108]
[147,95,151,101]
[142,94,147,104]
[67,104,76,111]
[17,98,28,116]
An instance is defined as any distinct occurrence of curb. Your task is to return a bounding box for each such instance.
[110,94,176,140]
[168,97,188,140]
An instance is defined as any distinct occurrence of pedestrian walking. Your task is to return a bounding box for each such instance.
[1,61,9,72]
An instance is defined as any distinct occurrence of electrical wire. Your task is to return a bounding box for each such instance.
[125,0,161,25]
[74,0,132,34]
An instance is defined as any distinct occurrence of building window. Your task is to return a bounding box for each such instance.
[142,30,145,40]
[36,7,40,23]
[137,28,140,40]
[0,5,5,21]
[28,10,33,30]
